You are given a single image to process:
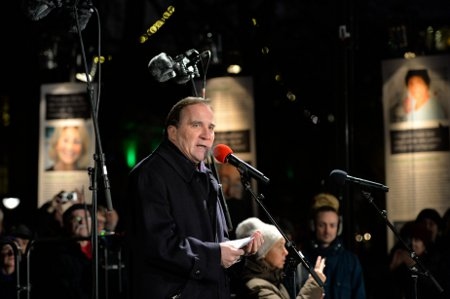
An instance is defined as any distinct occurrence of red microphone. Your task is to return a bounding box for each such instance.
[213,144,270,184]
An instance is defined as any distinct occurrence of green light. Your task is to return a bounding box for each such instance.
[124,139,137,168]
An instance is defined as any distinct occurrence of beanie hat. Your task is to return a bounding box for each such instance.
[235,217,283,259]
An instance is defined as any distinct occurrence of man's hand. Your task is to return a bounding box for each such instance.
[242,230,264,256]
[220,242,245,268]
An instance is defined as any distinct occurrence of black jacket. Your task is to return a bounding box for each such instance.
[126,139,230,299]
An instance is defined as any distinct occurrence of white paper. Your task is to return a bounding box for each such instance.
[228,236,253,249]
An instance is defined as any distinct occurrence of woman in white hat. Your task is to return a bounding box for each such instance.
[235,217,326,299]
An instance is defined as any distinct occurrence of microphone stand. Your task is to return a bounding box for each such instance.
[239,172,325,291]
[73,4,114,299]
[360,190,444,297]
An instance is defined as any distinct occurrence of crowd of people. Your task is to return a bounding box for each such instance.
[0,190,123,299]
[1,96,450,299]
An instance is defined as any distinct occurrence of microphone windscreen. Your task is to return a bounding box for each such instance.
[329,169,347,186]
[213,144,233,163]
[148,52,176,82]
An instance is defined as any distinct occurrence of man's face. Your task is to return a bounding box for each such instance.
[69,209,91,238]
[167,103,215,164]
[315,210,339,247]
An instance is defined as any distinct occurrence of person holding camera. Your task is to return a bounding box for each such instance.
[35,189,84,239]
[32,203,93,299]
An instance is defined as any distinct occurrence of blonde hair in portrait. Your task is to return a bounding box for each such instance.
[47,124,91,171]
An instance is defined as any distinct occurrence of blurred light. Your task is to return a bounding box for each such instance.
[124,139,138,168]
[286,91,296,102]
[327,113,335,123]
[355,234,363,242]
[261,46,270,55]
[2,197,20,210]
[404,52,416,59]
[364,233,372,241]
[227,64,241,74]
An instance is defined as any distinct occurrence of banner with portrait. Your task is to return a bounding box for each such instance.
[38,83,96,207]
[206,76,259,220]
[382,54,450,250]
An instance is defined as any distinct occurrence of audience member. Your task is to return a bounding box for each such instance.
[36,189,85,238]
[0,208,5,236]
[414,208,444,253]
[234,217,326,299]
[298,193,366,299]
[217,162,254,239]
[97,204,119,236]
[0,239,20,299]
[32,203,93,299]
[441,207,450,251]
[9,224,34,255]
[388,222,446,299]
[125,97,263,299]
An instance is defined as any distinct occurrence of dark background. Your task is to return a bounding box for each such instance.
[2,0,450,298]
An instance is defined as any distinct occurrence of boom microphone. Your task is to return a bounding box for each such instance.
[329,169,389,192]
[23,0,93,32]
[213,144,270,184]
[148,49,201,84]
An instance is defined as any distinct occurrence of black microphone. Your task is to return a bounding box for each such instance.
[23,0,93,32]
[213,144,270,184]
[329,169,389,192]
[148,49,201,84]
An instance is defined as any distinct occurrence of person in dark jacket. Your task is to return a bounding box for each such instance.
[32,203,93,299]
[125,96,263,299]
[298,194,366,299]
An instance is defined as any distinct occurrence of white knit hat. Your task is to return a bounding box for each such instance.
[235,217,283,259]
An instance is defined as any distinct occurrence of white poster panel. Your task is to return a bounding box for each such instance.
[382,55,450,250]
[206,76,258,216]
[38,83,96,207]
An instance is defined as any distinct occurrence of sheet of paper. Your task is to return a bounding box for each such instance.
[228,236,253,249]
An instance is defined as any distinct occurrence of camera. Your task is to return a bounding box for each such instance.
[59,191,78,203]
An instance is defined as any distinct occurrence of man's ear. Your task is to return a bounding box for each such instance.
[166,125,176,140]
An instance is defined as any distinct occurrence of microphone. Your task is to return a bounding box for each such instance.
[148,49,201,84]
[23,0,93,32]
[213,144,270,184]
[329,169,389,192]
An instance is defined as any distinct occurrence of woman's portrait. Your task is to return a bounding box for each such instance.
[46,124,91,171]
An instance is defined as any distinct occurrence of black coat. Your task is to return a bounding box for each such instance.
[126,139,231,299]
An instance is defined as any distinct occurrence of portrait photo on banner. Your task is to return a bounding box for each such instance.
[38,83,96,207]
